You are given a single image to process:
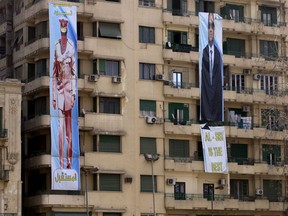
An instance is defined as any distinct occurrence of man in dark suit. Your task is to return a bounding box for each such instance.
[200,13,223,122]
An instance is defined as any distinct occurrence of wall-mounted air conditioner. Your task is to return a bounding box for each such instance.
[256,188,263,196]
[166,178,176,186]
[146,116,157,124]
[219,179,226,186]
[253,74,261,80]
[155,74,165,81]
[112,76,121,83]
[88,74,99,82]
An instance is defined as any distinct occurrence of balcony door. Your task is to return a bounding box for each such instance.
[174,182,186,200]
[173,71,182,88]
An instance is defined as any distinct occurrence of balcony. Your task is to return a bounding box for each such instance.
[24,190,84,208]
[163,9,198,27]
[24,154,51,170]
[23,76,49,95]
[165,193,286,211]
[23,115,50,132]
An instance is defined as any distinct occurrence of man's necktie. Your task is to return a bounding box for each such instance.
[210,50,213,85]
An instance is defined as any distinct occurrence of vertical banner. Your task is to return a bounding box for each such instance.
[199,12,224,122]
[200,124,228,173]
[49,3,80,190]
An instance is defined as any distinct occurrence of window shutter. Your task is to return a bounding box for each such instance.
[99,135,120,152]
[99,59,105,74]
[167,0,172,11]
[140,137,156,154]
[141,175,156,192]
[230,144,247,163]
[100,174,121,191]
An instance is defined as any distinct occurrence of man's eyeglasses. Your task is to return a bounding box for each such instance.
[208,22,215,29]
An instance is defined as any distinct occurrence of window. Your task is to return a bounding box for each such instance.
[168,103,189,125]
[140,100,156,117]
[14,29,24,50]
[260,40,278,60]
[230,179,248,200]
[36,21,47,39]
[220,4,244,22]
[99,97,120,114]
[99,22,121,39]
[263,180,282,201]
[36,59,47,77]
[99,135,121,152]
[15,65,23,80]
[103,213,122,216]
[260,6,277,26]
[261,109,282,131]
[262,144,280,165]
[196,0,215,15]
[77,22,84,40]
[231,74,245,93]
[167,30,191,53]
[139,26,155,43]
[27,134,47,156]
[172,71,182,88]
[28,63,35,82]
[167,0,187,16]
[92,22,97,37]
[28,26,36,44]
[260,75,278,95]
[230,144,248,164]
[99,59,120,76]
[141,175,157,192]
[99,174,121,191]
[106,0,120,2]
[139,0,155,7]
[203,184,214,200]
[140,137,156,154]
[174,182,186,200]
[169,139,189,158]
[168,30,187,45]
[139,63,155,80]
[224,38,245,57]
[35,97,47,116]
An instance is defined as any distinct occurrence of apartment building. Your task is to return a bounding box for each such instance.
[2,0,288,215]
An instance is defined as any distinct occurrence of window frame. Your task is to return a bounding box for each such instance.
[139,26,155,44]
[99,97,121,114]
[139,100,156,117]
[139,63,155,80]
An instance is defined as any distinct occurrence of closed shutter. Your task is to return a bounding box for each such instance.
[169,139,189,157]
[99,135,120,152]
[230,143,247,163]
[141,175,156,192]
[99,174,121,191]
[140,137,156,154]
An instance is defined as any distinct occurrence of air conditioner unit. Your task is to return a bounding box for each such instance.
[242,106,250,112]
[124,176,133,183]
[243,69,251,75]
[88,74,99,82]
[112,76,121,83]
[219,179,226,186]
[155,74,165,81]
[146,116,157,124]
[166,178,176,186]
[256,188,263,196]
[253,74,261,80]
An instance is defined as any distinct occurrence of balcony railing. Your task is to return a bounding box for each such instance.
[162,8,287,27]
